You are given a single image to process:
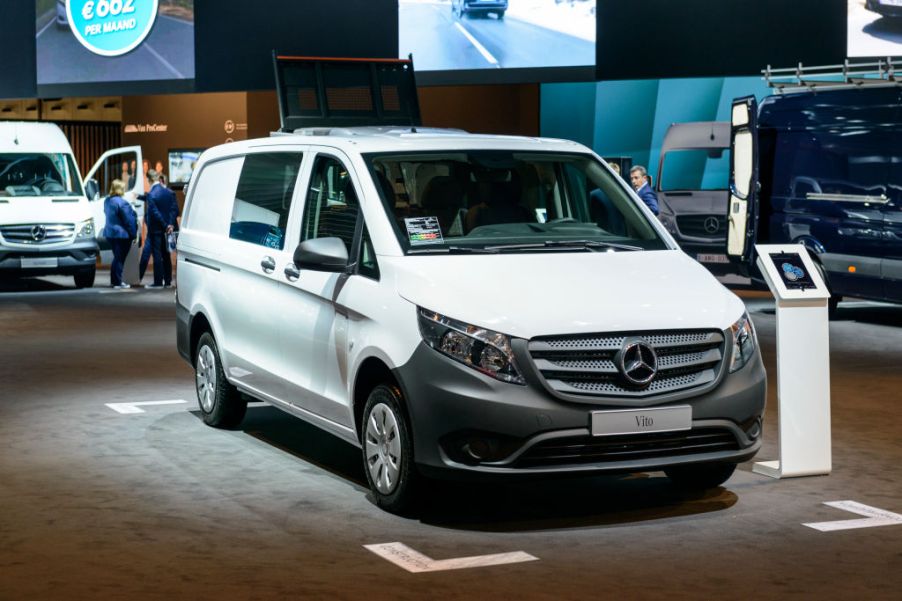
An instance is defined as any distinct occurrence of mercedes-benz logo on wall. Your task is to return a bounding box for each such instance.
[704,217,720,234]
[31,225,47,242]
[617,340,658,386]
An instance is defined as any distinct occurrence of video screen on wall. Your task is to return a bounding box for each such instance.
[848,0,902,57]
[399,0,596,75]
[35,0,195,92]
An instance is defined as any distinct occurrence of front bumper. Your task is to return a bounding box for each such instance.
[464,1,508,12]
[0,240,98,276]
[394,340,766,480]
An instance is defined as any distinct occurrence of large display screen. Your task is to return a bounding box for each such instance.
[36,0,195,94]
[848,0,902,57]
[168,148,203,186]
[399,0,596,77]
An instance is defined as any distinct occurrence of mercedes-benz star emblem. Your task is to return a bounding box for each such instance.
[703,216,720,235]
[30,225,47,242]
[617,340,658,386]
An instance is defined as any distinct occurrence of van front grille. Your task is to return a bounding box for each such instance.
[0,224,75,245]
[528,330,725,398]
[676,215,726,239]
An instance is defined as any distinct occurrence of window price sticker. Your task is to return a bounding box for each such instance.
[404,216,444,246]
[66,0,159,57]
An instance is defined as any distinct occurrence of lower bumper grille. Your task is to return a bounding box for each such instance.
[515,428,740,468]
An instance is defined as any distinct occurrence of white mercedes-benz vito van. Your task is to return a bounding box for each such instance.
[0,121,144,288]
[175,57,766,512]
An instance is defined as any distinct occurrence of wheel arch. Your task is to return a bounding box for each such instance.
[352,354,407,443]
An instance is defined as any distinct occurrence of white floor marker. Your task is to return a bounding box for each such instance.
[803,501,902,532]
[105,400,188,415]
[364,542,537,573]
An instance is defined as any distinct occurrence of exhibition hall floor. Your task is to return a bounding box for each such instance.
[1,276,900,600]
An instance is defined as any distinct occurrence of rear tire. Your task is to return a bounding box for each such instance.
[665,462,736,490]
[361,384,419,514]
[195,332,246,428]
[74,268,95,289]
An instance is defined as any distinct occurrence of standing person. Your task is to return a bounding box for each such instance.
[103,180,137,289]
[139,170,178,288]
[629,165,660,215]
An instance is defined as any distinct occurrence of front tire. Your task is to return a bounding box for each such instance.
[74,268,95,289]
[362,384,419,513]
[665,462,736,490]
[195,332,246,428]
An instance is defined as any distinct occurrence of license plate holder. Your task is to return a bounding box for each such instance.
[591,406,692,437]
[697,253,729,264]
[21,257,59,269]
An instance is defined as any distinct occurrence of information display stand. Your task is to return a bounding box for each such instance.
[753,244,832,478]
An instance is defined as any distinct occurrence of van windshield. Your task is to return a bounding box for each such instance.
[659,149,729,192]
[365,151,667,253]
[0,153,84,197]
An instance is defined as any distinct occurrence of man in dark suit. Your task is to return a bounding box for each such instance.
[629,165,660,215]
[139,170,178,288]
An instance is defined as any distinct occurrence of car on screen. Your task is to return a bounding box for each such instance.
[56,0,67,28]
[452,0,508,19]
[866,0,902,19]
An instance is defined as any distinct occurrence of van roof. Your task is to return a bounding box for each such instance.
[759,86,902,131]
[205,126,588,160]
[0,121,74,155]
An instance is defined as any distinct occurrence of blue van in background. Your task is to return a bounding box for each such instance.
[727,85,902,310]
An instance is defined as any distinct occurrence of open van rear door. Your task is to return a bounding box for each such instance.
[727,96,759,266]
[83,146,144,250]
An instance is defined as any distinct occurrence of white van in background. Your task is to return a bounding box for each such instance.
[0,121,143,288]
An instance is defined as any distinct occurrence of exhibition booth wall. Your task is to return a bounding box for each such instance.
[540,76,770,182]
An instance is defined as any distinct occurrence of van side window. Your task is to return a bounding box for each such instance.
[301,155,360,252]
[358,225,379,280]
[229,153,302,250]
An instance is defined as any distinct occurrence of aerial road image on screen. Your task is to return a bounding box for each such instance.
[400,0,596,72]
[36,0,195,86]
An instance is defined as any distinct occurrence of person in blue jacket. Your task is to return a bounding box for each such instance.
[139,169,179,288]
[103,179,138,289]
[629,165,660,216]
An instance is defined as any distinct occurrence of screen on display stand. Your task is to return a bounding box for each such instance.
[35,0,196,96]
[168,148,203,187]
[398,0,596,84]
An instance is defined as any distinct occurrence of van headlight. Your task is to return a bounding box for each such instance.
[729,312,757,373]
[418,308,525,385]
[76,219,95,239]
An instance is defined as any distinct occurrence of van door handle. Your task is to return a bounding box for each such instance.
[260,256,276,274]
[284,263,300,282]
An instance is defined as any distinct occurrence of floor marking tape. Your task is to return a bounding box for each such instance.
[803,500,902,532]
[105,400,188,415]
[454,22,499,66]
[364,542,537,573]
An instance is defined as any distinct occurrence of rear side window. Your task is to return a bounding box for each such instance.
[184,157,244,236]
[301,155,360,252]
[230,153,303,249]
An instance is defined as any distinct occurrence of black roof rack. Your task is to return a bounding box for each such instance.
[272,53,422,132]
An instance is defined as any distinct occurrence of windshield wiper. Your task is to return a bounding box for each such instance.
[484,240,643,252]
[408,245,500,255]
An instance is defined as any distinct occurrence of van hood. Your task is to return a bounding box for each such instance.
[658,190,729,215]
[0,197,90,226]
[392,249,744,339]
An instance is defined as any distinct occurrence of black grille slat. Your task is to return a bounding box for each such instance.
[516,429,739,467]
[528,329,725,398]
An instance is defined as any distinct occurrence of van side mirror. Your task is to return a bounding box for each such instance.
[293,237,349,272]
[85,179,100,201]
